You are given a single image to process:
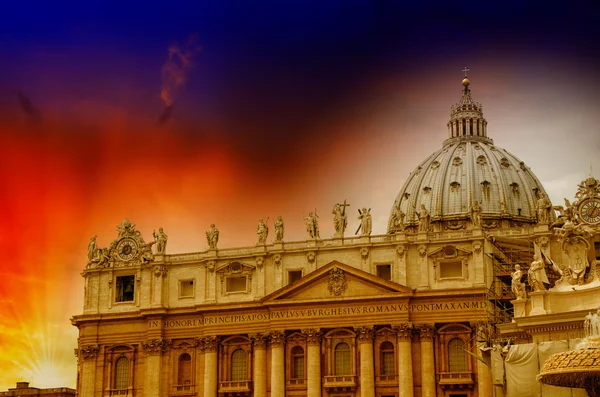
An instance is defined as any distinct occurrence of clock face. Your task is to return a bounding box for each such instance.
[117,238,138,261]
[579,198,600,225]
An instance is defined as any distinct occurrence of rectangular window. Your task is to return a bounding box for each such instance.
[440,261,462,279]
[288,270,303,285]
[595,242,600,261]
[382,351,395,375]
[377,264,392,280]
[180,280,194,298]
[115,275,135,302]
[226,276,247,293]
[293,356,304,379]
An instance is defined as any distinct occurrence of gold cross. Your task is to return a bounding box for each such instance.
[462,67,470,77]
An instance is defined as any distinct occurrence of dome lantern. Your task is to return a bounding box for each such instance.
[446,69,489,143]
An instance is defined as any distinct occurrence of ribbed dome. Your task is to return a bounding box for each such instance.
[388,77,553,232]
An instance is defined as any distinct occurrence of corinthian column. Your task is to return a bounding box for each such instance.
[354,326,375,397]
[203,336,219,397]
[250,333,269,397]
[142,339,170,397]
[302,328,322,397]
[393,324,414,397]
[77,345,99,397]
[270,331,286,397]
[419,325,436,397]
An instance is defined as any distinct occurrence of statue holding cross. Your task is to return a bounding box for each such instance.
[332,200,350,238]
[356,207,372,236]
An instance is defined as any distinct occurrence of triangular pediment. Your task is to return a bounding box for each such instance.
[262,261,413,303]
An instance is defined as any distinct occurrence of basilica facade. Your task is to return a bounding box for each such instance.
[72,77,600,397]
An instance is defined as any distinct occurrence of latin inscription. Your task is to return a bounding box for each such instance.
[148,301,486,329]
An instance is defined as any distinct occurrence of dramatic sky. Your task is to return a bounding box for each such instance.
[2,0,600,390]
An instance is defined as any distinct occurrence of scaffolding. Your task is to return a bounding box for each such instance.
[485,236,535,341]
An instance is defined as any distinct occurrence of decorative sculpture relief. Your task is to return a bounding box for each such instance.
[354,326,375,343]
[269,331,286,347]
[250,333,269,349]
[153,265,168,278]
[500,157,510,168]
[201,336,220,353]
[360,247,369,259]
[472,241,482,254]
[418,324,436,341]
[77,345,100,360]
[396,245,407,258]
[450,181,461,192]
[255,256,264,269]
[418,245,427,257]
[301,328,322,345]
[306,251,316,263]
[452,157,463,166]
[272,254,282,267]
[327,267,348,296]
[393,323,413,342]
[388,201,406,233]
[142,339,171,355]
[527,254,548,292]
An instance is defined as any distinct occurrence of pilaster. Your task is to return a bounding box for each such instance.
[418,325,436,397]
[302,328,322,397]
[250,333,269,397]
[354,326,375,397]
[392,324,414,397]
[202,336,219,397]
[269,331,286,397]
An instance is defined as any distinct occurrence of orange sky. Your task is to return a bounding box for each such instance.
[2,23,600,390]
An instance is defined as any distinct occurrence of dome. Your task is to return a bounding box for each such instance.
[388,77,553,232]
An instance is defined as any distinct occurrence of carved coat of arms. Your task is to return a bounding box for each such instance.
[328,267,348,296]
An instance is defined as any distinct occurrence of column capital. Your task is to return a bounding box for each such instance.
[417,324,436,341]
[392,323,414,342]
[201,335,220,353]
[250,333,269,350]
[76,344,100,360]
[142,338,171,356]
[354,325,375,343]
[301,328,322,345]
[269,331,286,347]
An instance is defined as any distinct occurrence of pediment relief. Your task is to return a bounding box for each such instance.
[428,245,472,260]
[215,261,256,275]
[262,261,412,303]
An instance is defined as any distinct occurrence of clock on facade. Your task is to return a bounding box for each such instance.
[117,238,138,261]
[579,198,600,225]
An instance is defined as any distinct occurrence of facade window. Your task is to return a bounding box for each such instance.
[334,342,351,375]
[179,280,194,298]
[288,270,303,285]
[595,242,600,261]
[376,264,391,280]
[177,353,192,385]
[231,349,247,381]
[115,357,129,389]
[115,276,135,302]
[291,346,305,379]
[226,276,247,293]
[448,338,467,372]
[380,341,395,375]
[440,261,462,278]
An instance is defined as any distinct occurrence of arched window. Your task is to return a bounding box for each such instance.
[178,353,192,385]
[291,346,305,379]
[380,341,395,375]
[448,338,467,372]
[231,349,247,381]
[115,357,129,389]
[334,342,351,375]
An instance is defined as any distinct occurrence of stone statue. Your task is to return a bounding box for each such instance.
[274,216,284,242]
[389,203,406,233]
[153,227,168,254]
[332,202,348,238]
[88,236,97,262]
[500,200,507,215]
[537,193,551,224]
[527,254,548,292]
[417,204,431,232]
[206,224,219,249]
[257,218,268,244]
[511,265,527,300]
[470,200,482,227]
[357,207,372,236]
[304,212,320,239]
